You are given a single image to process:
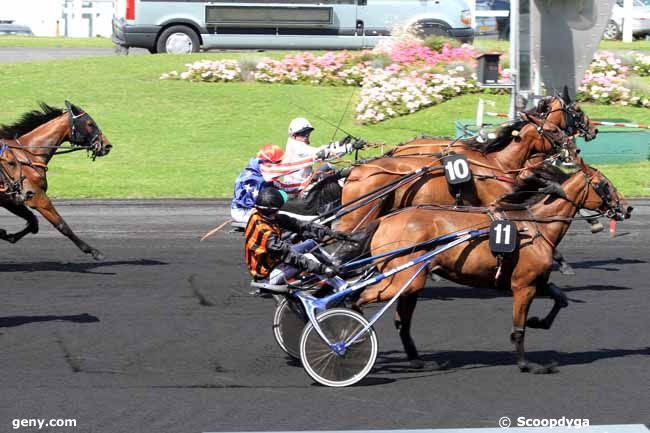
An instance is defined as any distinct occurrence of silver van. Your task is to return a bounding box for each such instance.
[112,0,474,54]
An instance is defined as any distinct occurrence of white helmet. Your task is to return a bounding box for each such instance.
[288,117,314,137]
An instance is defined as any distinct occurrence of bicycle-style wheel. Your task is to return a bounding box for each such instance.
[272,297,307,359]
[299,308,378,387]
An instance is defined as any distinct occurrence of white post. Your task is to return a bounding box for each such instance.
[509,0,519,120]
[68,0,87,37]
[623,0,633,43]
[476,98,485,128]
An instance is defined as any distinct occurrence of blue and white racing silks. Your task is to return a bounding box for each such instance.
[231,157,271,212]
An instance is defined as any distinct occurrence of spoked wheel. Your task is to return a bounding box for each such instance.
[299,308,378,387]
[272,297,307,360]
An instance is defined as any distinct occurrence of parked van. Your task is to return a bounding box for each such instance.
[112,0,474,54]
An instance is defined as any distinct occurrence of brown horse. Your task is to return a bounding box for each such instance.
[387,92,598,158]
[354,162,630,372]
[337,94,595,233]
[0,102,112,260]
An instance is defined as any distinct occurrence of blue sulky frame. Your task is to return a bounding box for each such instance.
[294,227,489,356]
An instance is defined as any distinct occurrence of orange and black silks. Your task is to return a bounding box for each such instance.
[243,210,326,279]
[244,210,284,279]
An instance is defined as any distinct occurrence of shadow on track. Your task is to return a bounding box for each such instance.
[372,347,650,376]
[417,284,633,301]
[0,259,167,275]
[0,313,99,328]
[568,258,646,271]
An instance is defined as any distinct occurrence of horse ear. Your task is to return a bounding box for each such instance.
[65,100,72,111]
[562,85,572,104]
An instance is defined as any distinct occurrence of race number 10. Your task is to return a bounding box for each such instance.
[489,220,518,254]
[443,154,472,185]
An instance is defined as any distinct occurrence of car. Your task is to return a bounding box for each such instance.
[112,0,474,54]
[604,0,650,40]
[475,0,509,39]
[0,20,34,36]
[474,1,500,38]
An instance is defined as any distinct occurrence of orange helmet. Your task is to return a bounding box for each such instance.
[257,144,284,163]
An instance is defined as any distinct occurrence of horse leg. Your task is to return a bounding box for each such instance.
[27,194,105,260]
[526,282,568,330]
[394,294,423,367]
[511,286,536,372]
[553,250,575,276]
[0,200,39,243]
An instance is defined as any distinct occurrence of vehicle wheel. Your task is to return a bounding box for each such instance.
[114,45,129,55]
[272,297,307,360]
[603,21,620,40]
[412,21,448,40]
[156,25,200,54]
[299,308,377,387]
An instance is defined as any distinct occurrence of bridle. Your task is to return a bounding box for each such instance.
[2,109,105,160]
[69,109,104,160]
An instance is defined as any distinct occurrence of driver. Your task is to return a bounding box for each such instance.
[244,186,345,292]
[280,117,351,195]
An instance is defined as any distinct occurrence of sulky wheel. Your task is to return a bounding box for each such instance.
[272,297,307,360]
[299,308,378,387]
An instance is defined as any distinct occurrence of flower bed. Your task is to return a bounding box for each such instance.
[577,51,650,107]
[161,40,650,125]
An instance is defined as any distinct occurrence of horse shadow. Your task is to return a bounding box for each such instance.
[0,259,167,275]
[565,258,647,272]
[0,313,99,328]
[371,347,650,378]
[416,283,634,302]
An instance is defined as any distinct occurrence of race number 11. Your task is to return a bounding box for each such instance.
[489,220,517,253]
[444,154,472,185]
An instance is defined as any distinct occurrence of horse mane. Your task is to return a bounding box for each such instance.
[496,164,572,209]
[0,103,64,139]
[460,119,528,154]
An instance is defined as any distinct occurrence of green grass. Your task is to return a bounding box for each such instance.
[0,54,648,198]
[472,38,650,54]
[595,161,650,197]
[1,35,649,52]
[0,35,115,48]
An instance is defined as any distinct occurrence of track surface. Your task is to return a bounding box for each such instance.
[1,200,648,433]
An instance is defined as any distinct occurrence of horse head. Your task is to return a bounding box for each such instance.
[65,101,112,159]
[538,88,599,141]
[576,158,632,221]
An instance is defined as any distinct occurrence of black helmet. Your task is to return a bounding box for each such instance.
[256,187,288,211]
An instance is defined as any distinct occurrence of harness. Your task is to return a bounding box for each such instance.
[0,108,102,198]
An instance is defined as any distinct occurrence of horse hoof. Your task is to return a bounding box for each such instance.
[533,362,559,374]
[91,250,105,261]
[0,229,6,239]
[429,360,450,371]
[590,222,604,234]
[518,363,531,373]
[409,358,426,369]
[558,265,576,276]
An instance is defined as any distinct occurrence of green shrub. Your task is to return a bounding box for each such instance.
[422,35,461,52]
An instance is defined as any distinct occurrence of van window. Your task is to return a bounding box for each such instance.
[206,6,333,25]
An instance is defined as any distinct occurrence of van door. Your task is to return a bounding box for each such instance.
[202,1,361,50]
